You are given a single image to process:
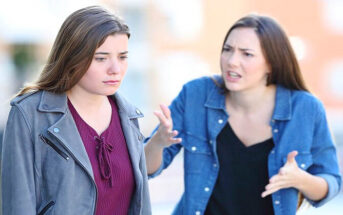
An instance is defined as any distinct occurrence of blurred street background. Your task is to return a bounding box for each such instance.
[0,0,342,214]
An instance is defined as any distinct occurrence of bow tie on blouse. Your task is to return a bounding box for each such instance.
[95,136,113,187]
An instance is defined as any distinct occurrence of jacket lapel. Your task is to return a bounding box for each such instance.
[39,91,94,179]
[112,93,144,190]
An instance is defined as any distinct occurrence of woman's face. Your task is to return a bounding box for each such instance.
[74,34,129,97]
[220,27,270,92]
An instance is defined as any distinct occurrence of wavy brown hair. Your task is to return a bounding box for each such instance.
[218,14,308,92]
[17,5,130,96]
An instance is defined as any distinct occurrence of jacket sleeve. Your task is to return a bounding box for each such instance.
[1,106,36,214]
[307,101,342,207]
[147,85,187,178]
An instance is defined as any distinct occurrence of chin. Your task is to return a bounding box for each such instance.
[224,82,240,92]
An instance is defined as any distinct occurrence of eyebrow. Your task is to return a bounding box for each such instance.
[94,51,129,55]
[224,44,255,52]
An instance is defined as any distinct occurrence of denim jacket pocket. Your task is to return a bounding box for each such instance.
[183,132,212,174]
[283,153,313,171]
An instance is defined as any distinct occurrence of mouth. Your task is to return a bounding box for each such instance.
[225,71,242,79]
[103,80,120,85]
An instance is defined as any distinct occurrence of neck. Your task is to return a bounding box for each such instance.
[66,88,109,112]
[226,85,276,113]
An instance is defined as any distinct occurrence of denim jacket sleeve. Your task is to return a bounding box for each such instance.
[147,85,187,178]
[1,106,36,215]
[306,100,341,207]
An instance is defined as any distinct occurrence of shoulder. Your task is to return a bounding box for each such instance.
[10,90,42,109]
[113,93,144,118]
[181,75,221,95]
[291,89,325,111]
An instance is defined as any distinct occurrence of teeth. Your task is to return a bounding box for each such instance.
[229,72,240,78]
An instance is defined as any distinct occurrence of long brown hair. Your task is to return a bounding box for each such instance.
[219,14,308,92]
[17,5,130,96]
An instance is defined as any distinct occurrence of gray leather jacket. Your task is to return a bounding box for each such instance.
[1,90,151,215]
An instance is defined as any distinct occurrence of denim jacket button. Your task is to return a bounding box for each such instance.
[300,163,306,168]
[195,211,201,215]
[53,127,60,133]
[273,129,278,133]
[274,200,280,205]
[213,163,217,168]
[191,146,197,151]
[204,187,210,192]
[209,140,213,144]
[218,119,223,124]
[271,150,275,154]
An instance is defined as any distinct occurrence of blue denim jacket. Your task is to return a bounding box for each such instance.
[149,76,341,215]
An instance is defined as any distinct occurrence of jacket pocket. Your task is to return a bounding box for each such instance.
[39,134,69,160]
[183,132,212,174]
[38,201,55,215]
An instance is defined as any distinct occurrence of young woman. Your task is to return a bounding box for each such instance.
[145,14,341,215]
[1,6,151,215]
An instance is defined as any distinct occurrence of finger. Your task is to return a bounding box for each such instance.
[265,180,289,191]
[279,167,287,176]
[169,137,182,144]
[286,150,298,164]
[269,174,282,183]
[160,104,171,119]
[153,110,171,129]
[261,186,280,198]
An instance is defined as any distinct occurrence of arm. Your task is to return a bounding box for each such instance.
[262,101,341,205]
[262,151,329,201]
[144,105,182,175]
[1,106,36,214]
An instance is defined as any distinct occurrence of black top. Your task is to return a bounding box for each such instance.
[205,123,275,215]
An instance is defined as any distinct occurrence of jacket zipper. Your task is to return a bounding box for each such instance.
[39,134,69,160]
[46,131,98,214]
[38,201,55,215]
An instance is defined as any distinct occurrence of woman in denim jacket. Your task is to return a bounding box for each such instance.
[145,15,341,215]
[1,6,151,215]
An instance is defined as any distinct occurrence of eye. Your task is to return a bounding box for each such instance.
[94,57,107,62]
[222,47,231,52]
[119,55,128,60]
[244,52,253,57]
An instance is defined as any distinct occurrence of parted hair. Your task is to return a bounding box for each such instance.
[18,5,130,96]
[218,14,308,92]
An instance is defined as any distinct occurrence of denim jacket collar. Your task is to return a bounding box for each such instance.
[204,87,226,111]
[204,84,292,121]
[273,85,292,121]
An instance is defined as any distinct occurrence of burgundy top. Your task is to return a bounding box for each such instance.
[68,97,135,215]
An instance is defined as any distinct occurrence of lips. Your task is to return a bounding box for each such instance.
[103,80,120,85]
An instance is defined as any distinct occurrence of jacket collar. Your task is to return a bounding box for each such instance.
[272,85,292,121]
[38,90,143,119]
[204,77,226,111]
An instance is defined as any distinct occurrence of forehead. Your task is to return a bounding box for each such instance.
[225,27,261,49]
[96,34,128,51]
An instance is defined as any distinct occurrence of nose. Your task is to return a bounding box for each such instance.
[227,51,239,67]
[108,59,121,74]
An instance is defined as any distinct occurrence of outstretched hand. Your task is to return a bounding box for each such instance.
[153,104,182,148]
[262,151,305,198]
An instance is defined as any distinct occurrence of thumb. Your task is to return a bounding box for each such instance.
[286,150,298,164]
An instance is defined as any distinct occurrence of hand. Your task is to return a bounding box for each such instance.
[152,104,182,148]
[261,151,305,198]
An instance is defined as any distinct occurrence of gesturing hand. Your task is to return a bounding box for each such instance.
[153,104,182,148]
[261,151,305,198]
